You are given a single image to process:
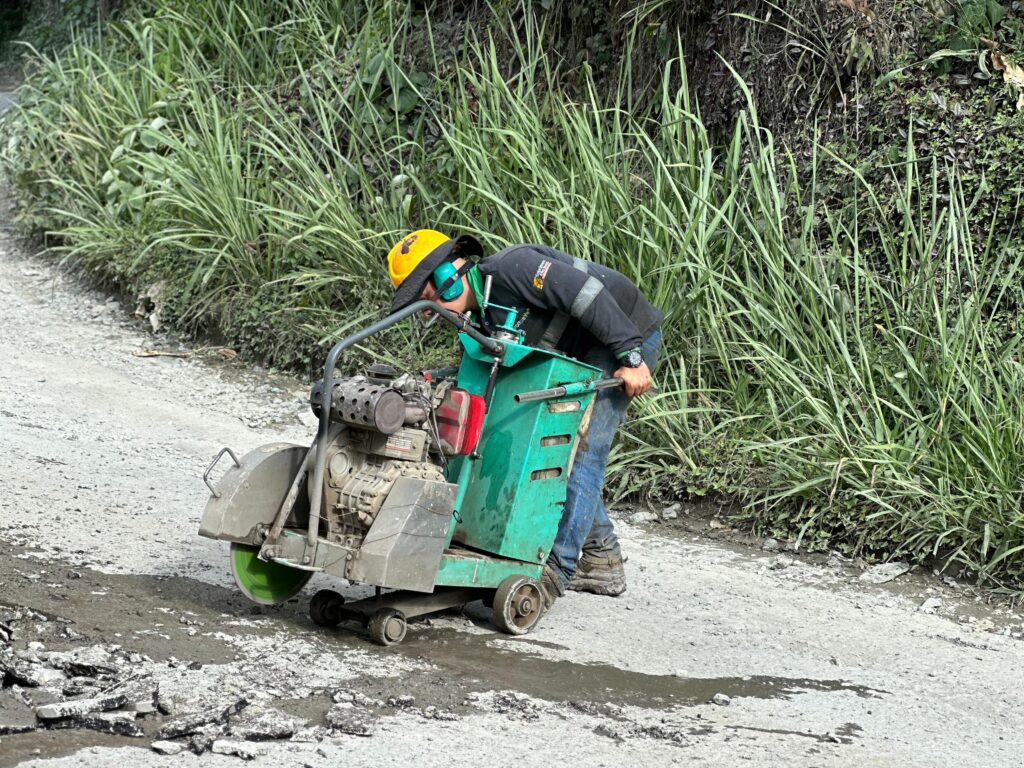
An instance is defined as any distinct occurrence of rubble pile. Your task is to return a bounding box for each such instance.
[0,605,469,760]
[0,606,164,742]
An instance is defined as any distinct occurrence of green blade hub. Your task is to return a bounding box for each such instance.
[230,543,311,605]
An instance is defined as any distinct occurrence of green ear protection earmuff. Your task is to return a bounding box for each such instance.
[432,261,465,301]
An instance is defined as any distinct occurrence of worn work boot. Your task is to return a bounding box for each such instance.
[539,564,566,610]
[568,549,627,596]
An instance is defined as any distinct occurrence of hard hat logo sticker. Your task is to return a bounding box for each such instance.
[401,234,418,254]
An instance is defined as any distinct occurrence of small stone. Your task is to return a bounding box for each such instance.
[761,538,780,552]
[423,708,459,721]
[350,692,377,708]
[628,510,658,524]
[919,597,942,615]
[769,556,794,571]
[150,740,183,755]
[326,703,375,736]
[711,693,731,706]
[188,725,220,755]
[386,695,415,708]
[27,642,45,652]
[212,740,259,760]
[661,503,681,520]
[859,562,911,584]
[290,725,329,743]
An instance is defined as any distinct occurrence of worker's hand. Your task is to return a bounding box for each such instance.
[613,363,652,397]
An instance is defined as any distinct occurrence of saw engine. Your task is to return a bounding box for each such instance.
[308,365,484,545]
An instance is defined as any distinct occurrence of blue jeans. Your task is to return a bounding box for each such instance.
[548,329,662,586]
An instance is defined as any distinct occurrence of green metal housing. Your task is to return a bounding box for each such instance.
[443,334,600,569]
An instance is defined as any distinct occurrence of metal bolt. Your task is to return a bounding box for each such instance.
[302,555,311,565]
[537,547,545,561]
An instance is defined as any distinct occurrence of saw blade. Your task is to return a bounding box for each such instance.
[229,543,312,605]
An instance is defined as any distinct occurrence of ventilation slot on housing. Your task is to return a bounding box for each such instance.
[548,401,581,414]
[540,434,571,447]
[531,467,563,480]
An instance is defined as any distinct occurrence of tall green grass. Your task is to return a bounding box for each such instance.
[4,0,1024,586]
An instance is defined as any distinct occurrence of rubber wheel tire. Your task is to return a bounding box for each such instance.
[309,589,345,628]
[368,608,407,646]
[492,576,544,636]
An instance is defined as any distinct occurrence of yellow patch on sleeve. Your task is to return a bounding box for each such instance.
[532,260,552,290]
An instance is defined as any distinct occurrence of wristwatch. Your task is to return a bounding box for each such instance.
[621,348,644,368]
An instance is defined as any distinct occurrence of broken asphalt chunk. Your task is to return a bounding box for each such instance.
[156,696,249,739]
[5,661,66,688]
[48,711,143,737]
[35,692,129,720]
[228,705,307,741]
[326,703,375,736]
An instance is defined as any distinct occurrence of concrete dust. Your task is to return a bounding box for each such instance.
[3,199,1024,767]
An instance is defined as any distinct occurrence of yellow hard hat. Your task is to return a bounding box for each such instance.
[386,230,484,314]
[387,229,451,288]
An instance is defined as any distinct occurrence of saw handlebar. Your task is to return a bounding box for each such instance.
[514,377,624,403]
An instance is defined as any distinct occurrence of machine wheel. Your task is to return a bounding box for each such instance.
[367,608,408,646]
[309,590,346,628]
[492,576,544,636]
[229,543,312,605]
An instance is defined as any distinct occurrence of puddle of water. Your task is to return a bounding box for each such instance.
[0,724,155,768]
[397,629,886,709]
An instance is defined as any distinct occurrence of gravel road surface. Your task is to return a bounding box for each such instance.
[1,206,1023,767]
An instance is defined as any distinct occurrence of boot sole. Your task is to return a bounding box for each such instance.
[566,578,627,597]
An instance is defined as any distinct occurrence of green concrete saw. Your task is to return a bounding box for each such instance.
[199,298,620,644]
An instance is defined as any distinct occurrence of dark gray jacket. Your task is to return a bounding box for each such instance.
[476,244,663,360]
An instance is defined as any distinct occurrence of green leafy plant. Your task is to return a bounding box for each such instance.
[3,0,1024,589]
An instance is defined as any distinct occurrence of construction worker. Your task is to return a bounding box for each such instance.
[387,230,663,607]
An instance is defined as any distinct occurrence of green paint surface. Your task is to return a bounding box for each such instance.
[448,335,600,566]
[435,550,543,587]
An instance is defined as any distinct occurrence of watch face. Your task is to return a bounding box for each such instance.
[627,349,643,368]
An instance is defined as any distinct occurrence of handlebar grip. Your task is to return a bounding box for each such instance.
[514,377,623,403]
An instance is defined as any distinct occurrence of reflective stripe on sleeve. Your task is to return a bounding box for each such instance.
[570,276,604,318]
[538,258,594,349]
